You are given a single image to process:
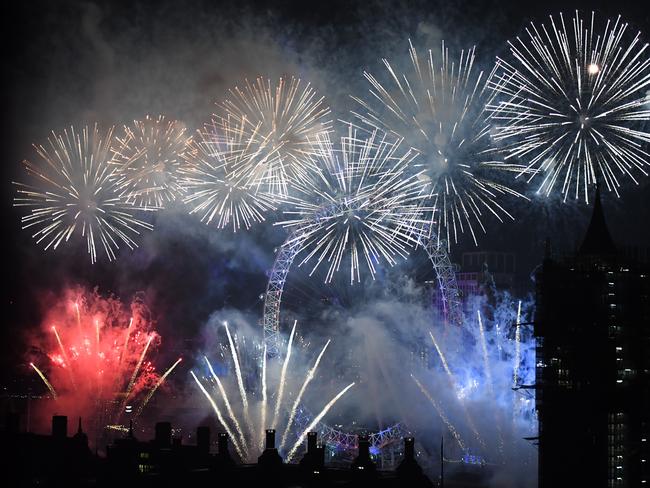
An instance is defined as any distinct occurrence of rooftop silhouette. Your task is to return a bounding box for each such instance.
[2,414,439,487]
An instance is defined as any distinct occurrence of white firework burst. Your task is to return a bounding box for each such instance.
[214,76,332,197]
[279,127,429,284]
[179,120,278,231]
[110,115,193,209]
[13,124,153,263]
[352,40,525,249]
[488,11,650,202]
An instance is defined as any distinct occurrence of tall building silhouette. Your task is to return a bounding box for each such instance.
[535,187,650,487]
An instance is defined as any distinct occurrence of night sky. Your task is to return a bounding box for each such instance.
[2,0,649,401]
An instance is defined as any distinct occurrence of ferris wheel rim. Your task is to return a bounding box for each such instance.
[260,224,463,450]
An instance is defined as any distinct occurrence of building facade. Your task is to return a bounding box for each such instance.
[535,190,650,487]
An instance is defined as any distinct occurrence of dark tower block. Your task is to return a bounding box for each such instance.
[535,187,650,487]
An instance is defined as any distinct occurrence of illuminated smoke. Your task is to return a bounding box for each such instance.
[27,287,179,436]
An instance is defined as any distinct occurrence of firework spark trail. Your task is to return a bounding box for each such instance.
[412,374,465,451]
[422,301,537,464]
[513,301,522,387]
[214,76,332,197]
[180,120,277,231]
[119,318,134,368]
[75,303,82,332]
[429,330,485,448]
[224,322,255,441]
[285,382,355,463]
[512,300,524,431]
[51,326,76,389]
[51,326,67,363]
[352,40,526,249]
[31,289,172,436]
[111,317,135,398]
[111,115,192,209]
[477,312,493,393]
[13,124,153,263]
[488,11,650,202]
[120,334,154,415]
[477,311,505,458]
[279,128,429,284]
[194,324,347,462]
[260,344,268,452]
[190,371,245,459]
[134,357,183,418]
[280,339,331,451]
[429,330,453,379]
[95,319,100,352]
[30,363,57,399]
[205,355,249,456]
[273,321,297,429]
[224,323,249,412]
[95,318,104,398]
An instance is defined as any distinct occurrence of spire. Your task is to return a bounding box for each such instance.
[578,184,616,256]
[128,420,134,438]
[72,416,88,447]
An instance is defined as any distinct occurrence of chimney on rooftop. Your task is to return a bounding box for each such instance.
[265,429,276,449]
[258,429,282,468]
[357,435,370,462]
[218,432,229,456]
[155,422,172,447]
[300,431,325,472]
[197,426,210,455]
[351,434,376,473]
[404,436,415,460]
[397,437,431,486]
[307,431,317,453]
